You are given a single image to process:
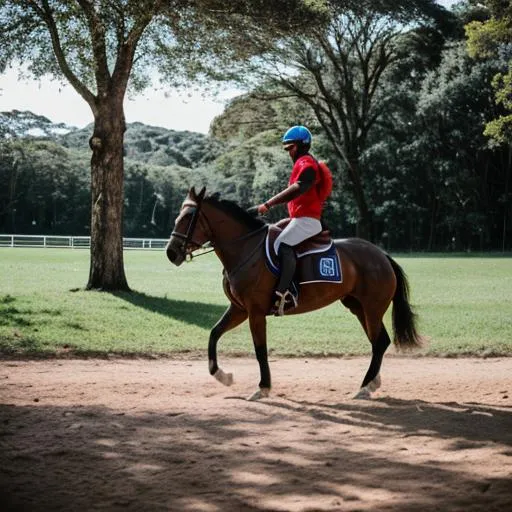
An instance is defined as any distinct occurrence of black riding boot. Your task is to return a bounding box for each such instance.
[272,243,298,315]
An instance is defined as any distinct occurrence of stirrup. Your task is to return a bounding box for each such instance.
[273,290,298,316]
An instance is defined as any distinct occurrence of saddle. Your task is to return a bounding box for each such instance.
[265,219,342,285]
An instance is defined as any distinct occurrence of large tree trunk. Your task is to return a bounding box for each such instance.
[86,98,129,291]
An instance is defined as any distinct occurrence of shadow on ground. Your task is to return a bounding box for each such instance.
[1,395,511,511]
[113,290,227,330]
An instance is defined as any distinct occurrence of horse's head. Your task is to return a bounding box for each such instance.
[166,187,209,266]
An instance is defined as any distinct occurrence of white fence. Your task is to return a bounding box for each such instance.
[0,234,168,250]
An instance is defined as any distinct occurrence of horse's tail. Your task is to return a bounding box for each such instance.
[387,255,423,350]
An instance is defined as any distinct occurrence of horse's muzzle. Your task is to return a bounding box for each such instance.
[166,241,185,266]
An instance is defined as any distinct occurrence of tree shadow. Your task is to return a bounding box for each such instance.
[0,294,62,329]
[112,290,227,330]
[1,400,511,512]
[267,396,512,447]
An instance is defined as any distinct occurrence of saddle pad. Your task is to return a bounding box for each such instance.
[265,236,343,284]
[297,242,343,284]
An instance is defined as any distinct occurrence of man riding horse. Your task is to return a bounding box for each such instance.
[255,126,332,315]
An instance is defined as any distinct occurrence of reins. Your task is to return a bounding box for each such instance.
[188,223,268,261]
[225,229,267,279]
[172,197,268,262]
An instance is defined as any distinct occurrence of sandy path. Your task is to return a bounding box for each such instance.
[1,356,511,511]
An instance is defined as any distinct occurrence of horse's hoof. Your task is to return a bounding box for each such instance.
[247,388,270,401]
[367,374,381,392]
[354,387,372,400]
[214,369,233,387]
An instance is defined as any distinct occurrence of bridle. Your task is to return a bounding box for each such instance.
[170,196,268,262]
[170,195,211,260]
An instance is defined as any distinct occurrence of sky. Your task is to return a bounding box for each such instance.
[0,67,239,134]
[0,0,458,134]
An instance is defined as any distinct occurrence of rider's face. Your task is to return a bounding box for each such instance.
[283,143,298,161]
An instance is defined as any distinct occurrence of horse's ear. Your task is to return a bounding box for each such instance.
[189,186,196,199]
[197,186,206,200]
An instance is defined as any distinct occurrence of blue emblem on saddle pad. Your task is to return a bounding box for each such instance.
[320,256,337,277]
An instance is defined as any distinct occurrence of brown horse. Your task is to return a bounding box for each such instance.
[166,187,422,400]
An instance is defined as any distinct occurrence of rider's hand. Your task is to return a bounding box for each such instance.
[257,203,270,215]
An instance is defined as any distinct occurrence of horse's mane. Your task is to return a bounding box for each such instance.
[204,193,266,230]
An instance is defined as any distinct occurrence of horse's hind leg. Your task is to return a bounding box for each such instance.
[342,297,390,399]
[247,312,271,401]
[355,325,391,399]
[208,304,248,386]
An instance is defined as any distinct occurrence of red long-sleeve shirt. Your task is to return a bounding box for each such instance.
[287,155,322,219]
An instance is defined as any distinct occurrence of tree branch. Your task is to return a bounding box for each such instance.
[27,0,96,112]
[110,1,165,97]
[75,0,111,94]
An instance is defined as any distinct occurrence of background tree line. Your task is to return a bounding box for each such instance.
[1,0,510,256]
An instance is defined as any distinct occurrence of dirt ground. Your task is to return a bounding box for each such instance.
[0,356,511,512]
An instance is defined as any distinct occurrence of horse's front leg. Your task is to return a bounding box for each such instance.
[247,312,271,401]
[209,304,248,386]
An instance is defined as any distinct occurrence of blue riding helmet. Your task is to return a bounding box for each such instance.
[282,125,312,146]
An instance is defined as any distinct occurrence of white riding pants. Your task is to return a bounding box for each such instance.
[274,217,322,254]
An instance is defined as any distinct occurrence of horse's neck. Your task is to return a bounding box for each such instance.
[204,204,264,272]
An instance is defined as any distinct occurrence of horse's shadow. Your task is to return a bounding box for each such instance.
[112,290,226,329]
[259,396,512,448]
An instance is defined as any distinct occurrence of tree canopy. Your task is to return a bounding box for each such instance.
[465,0,512,144]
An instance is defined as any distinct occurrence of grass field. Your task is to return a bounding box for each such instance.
[0,248,511,358]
